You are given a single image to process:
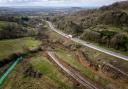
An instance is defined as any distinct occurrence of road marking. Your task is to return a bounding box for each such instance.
[46,21,128,61]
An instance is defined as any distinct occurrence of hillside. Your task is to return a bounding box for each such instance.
[51,1,128,53]
[0,1,128,89]
[0,16,39,40]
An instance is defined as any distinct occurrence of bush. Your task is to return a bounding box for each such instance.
[80,30,101,42]
[0,23,37,39]
[110,33,128,51]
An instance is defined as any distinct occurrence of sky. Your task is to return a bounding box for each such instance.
[0,0,126,7]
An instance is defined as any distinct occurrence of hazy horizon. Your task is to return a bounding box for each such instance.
[0,0,126,7]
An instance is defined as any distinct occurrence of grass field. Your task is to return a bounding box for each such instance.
[0,21,17,30]
[55,48,111,87]
[1,53,74,89]
[29,53,74,89]
[0,21,8,29]
[0,37,41,60]
[92,25,128,33]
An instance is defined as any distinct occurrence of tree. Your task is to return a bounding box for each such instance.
[80,30,101,42]
[110,33,128,51]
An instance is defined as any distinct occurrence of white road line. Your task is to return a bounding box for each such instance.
[46,21,128,61]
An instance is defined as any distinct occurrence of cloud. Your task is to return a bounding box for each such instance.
[0,0,124,3]
[0,0,41,3]
[0,0,126,7]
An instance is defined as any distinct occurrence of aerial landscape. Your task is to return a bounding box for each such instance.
[0,0,128,89]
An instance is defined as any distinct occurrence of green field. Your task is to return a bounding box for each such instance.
[1,53,74,89]
[55,48,111,87]
[0,37,41,60]
[0,21,19,30]
[91,25,128,33]
[30,53,74,89]
[0,21,10,30]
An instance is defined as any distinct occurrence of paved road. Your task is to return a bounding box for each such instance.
[46,21,128,61]
[47,51,99,89]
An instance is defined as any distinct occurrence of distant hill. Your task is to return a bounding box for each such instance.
[0,7,84,16]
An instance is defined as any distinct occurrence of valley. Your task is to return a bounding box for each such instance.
[0,1,128,89]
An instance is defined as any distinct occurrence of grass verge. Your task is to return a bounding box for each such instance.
[55,48,111,87]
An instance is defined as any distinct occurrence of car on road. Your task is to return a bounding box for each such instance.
[68,35,73,38]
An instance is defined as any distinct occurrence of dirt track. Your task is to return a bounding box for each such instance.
[47,51,103,89]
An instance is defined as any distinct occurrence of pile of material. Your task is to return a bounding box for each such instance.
[24,66,42,78]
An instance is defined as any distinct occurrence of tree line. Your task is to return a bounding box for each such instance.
[80,30,128,51]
